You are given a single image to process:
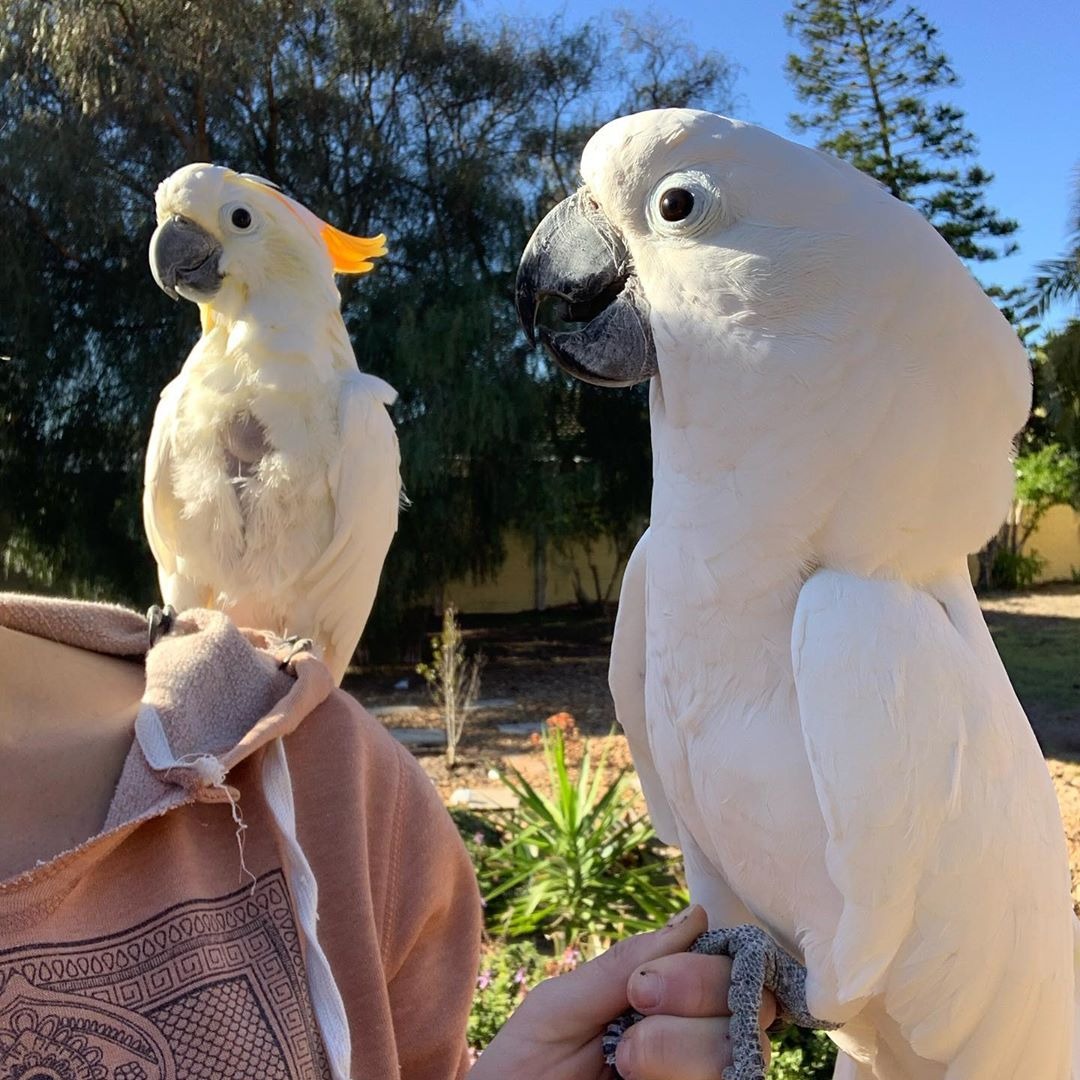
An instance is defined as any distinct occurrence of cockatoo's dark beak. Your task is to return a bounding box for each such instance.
[515,191,657,388]
[150,215,223,301]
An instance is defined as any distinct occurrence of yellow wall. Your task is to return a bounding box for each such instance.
[446,506,1080,614]
[445,532,628,614]
[1028,504,1080,583]
[444,532,537,614]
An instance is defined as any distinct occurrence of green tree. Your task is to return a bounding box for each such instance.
[1031,167,1080,314]
[784,0,1017,261]
[982,443,1080,589]
[1032,322,1080,451]
[0,0,735,652]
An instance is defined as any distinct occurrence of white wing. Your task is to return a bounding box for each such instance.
[143,374,210,610]
[614,532,759,926]
[793,568,1074,1076]
[610,530,680,843]
[294,372,400,682]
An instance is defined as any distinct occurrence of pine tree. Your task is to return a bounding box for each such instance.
[785,0,1017,261]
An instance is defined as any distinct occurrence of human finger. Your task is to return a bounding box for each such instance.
[522,905,709,1035]
[614,1014,773,1080]
[627,952,778,1028]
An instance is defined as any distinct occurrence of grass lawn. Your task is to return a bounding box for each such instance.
[981,587,1080,735]
[979,587,1080,910]
[992,618,1080,715]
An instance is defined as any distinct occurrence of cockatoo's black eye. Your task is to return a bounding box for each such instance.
[231,207,253,230]
[659,188,695,222]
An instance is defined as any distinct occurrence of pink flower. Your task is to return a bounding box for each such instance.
[513,967,527,985]
[477,970,492,990]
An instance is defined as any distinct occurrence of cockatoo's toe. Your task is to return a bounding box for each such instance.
[694,925,841,1080]
[146,604,178,649]
[602,925,839,1080]
[274,635,317,673]
[601,1010,642,1068]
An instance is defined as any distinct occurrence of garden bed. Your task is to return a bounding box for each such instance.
[344,589,1080,1073]
[346,588,1080,905]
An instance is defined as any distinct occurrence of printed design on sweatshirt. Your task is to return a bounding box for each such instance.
[0,871,330,1080]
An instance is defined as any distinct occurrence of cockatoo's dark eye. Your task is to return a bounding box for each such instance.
[231,207,253,230]
[649,172,722,235]
[659,188,695,222]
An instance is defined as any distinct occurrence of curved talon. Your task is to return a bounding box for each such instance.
[277,635,315,672]
[146,604,178,649]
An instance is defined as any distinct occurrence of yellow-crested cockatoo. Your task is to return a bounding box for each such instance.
[145,164,400,683]
[517,109,1079,1079]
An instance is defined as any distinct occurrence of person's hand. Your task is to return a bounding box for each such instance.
[468,905,777,1080]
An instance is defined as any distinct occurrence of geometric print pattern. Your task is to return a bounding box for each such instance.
[153,976,291,1079]
[0,871,330,1080]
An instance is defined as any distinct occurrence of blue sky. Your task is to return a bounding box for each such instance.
[476,0,1079,332]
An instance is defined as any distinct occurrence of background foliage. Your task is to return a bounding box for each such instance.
[784,0,1017,262]
[4,0,1080,630]
[0,0,734,651]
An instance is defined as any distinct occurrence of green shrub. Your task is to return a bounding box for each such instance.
[991,547,1046,589]
[463,722,688,949]
[468,940,555,1051]
[769,1026,838,1079]
[416,604,484,767]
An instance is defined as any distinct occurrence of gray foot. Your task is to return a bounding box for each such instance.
[277,635,315,672]
[603,925,840,1080]
[693,925,840,1080]
[146,604,178,649]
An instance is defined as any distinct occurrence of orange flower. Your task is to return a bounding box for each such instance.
[545,711,577,734]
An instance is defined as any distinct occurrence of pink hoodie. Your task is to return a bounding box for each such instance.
[0,593,481,1079]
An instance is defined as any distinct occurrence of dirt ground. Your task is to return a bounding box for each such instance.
[345,590,1080,905]
[343,610,632,798]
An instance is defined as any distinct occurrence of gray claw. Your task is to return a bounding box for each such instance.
[278,635,315,671]
[693,925,841,1080]
[147,604,178,649]
[603,924,840,1080]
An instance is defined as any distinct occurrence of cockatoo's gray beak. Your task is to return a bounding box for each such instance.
[515,191,657,388]
[150,215,223,301]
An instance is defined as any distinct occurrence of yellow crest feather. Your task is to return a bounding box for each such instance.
[251,180,387,275]
[320,222,387,275]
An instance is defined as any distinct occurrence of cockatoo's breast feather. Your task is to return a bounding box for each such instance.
[160,326,337,604]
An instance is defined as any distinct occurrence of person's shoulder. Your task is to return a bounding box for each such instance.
[283,684,451,844]
[283,685,478,952]
[298,684,406,755]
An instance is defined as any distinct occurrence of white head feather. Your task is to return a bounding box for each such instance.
[580,109,1030,582]
[152,164,385,330]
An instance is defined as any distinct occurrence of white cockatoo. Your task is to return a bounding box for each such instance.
[517,109,1079,1079]
[146,164,400,683]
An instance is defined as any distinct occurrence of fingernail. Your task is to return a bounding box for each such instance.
[664,903,698,929]
[632,969,662,1010]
